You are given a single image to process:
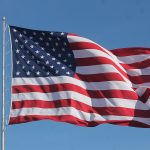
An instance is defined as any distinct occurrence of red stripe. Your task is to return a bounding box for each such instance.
[9,115,150,128]
[111,47,150,56]
[75,73,125,82]
[109,120,150,128]
[68,33,79,36]
[111,47,150,57]
[128,75,150,84]
[12,99,150,118]
[120,59,150,69]
[12,84,139,100]
[75,56,119,66]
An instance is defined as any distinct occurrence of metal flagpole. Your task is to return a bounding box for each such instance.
[1,16,6,150]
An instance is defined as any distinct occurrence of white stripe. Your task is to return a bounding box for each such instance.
[76,64,123,74]
[132,83,150,90]
[12,77,133,91]
[67,35,95,44]
[12,91,149,110]
[10,107,150,125]
[127,67,150,76]
[73,48,113,59]
[117,54,150,64]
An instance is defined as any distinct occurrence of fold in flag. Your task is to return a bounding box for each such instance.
[9,26,150,127]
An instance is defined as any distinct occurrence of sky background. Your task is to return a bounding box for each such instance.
[0,0,150,150]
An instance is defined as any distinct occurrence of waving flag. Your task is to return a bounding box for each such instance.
[9,26,150,127]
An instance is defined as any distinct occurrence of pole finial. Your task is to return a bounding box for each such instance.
[2,17,6,21]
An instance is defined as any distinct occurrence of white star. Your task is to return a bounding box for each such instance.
[62,48,65,51]
[35,50,39,54]
[50,32,53,35]
[26,50,30,54]
[69,64,72,67]
[61,32,65,35]
[36,71,40,75]
[64,42,67,46]
[46,71,50,75]
[32,55,35,59]
[42,32,45,36]
[63,59,67,62]
[20,45,24,49]
[52,57,56,60]
[29,36,33,39]
[22,66,25,69]
[58,54,61,57]
[37,60,40,64]
[57,62,61,65]
[16,72,20,75]
[16,49,20,53]
[55,42,59,46]
[26,60,30,64]
[26,71,31,75]
[24,40,28,43]
[39,37,43,41]
[30,45,34,48]
[46,53,50,56]
[68,53,72,57]
[32,65,35,69]
[15,39,18,43]
[48,37,52,41]
[42,66,45,70]
[19,34,23,37]
[40,55,44,59]
[61,66,66,70]
[55,70,59,74]
[35,42,39,45]
[13,29,17,32]
[23,31,27,34]
[33,32,36,35]
[46,60,49,64]
[46,42,50,46]
[52,48,56,52]
[16,61,20,64]
[57,37,60,41]
[66,71,70,75]
[41,47,45,50]
[50,65,54,68]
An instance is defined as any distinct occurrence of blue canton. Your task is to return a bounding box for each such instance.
[10,26,76,77]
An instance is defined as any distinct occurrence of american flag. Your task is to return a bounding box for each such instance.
[9,26,150,127]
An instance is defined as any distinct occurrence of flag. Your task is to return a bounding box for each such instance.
[9,26,150,127]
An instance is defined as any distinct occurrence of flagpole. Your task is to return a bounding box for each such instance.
[1,16,6,150]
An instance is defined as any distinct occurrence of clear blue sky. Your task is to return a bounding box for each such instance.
[0,0,150,150]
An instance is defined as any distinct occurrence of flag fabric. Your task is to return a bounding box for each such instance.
[9,26,150,127]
